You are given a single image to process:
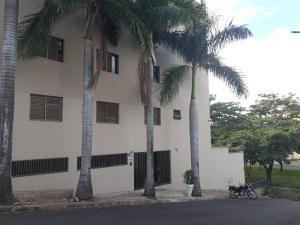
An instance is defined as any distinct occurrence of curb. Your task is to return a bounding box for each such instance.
[0,196,227,214]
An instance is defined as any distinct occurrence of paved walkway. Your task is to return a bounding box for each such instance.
[0,189,228,213]
[1,198,299,225]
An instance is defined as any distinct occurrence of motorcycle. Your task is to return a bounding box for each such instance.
[228,183,257,200]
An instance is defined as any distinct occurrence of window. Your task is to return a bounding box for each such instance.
[40,37,64,62]
[97,101,119,124]
[12,158,68,177]
[153,66,160,83]
[102,52,119,74]
[77,154,128,170]
[144,107,161,126]
[30,94,63,121]
[173,110,182,120]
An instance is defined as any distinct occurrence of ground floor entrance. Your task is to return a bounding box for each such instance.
[134,150,171,190]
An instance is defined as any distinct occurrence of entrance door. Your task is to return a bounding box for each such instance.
[134,150,171,190]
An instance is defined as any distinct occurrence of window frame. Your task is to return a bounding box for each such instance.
[173,110,182,120]
[102,52,119,75]
[40,36,64,62]
[30,94,63,122]
[77,153,128,170]
[153,66,160,84]
[144,107,161,126]
[96,101,119,124]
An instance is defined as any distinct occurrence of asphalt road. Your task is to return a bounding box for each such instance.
[1,198,300,225]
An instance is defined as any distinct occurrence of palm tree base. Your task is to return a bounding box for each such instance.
[192,180,202,197]
[0,175,15,204]
[144,185,156,198]
[75,175,93,200]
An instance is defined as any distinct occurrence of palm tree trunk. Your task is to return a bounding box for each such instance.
[0,0,19,204]
[144,58,155,197]
[189,65,202,197]
[75,37,94,200]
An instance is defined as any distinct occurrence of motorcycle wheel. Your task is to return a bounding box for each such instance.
[229,189,239,199]
[247,189,257,200]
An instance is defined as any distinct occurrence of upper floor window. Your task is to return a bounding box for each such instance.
[173,110,182,120]
[153,66,160,84]
[40,37,64,62]
[30,94,63,122]
[97,101,119,124]
[144,107,161,126]
[103,52,119,74]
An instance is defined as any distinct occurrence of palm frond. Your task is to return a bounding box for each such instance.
[157,0,197,29]
[156,31,185,57]
[18,0,86,60]
[205,54,248,98]
[103,0,151,57]
[97,15,121,47]
[210,21,253,51]
[160,65,190,105]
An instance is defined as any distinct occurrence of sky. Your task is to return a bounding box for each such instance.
[206,0,300,106]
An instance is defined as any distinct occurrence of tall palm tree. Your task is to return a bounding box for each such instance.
[18,0,148,200]
[159,3,252,196]
[0,0,19,204]
[134,0,196,197]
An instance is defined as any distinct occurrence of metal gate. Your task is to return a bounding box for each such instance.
[134,150,171,190]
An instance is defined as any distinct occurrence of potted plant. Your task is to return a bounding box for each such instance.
[183,170,194,197]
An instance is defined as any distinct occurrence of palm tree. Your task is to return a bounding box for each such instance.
[134,0,196,197]
[159,3,252,196]
[0,0,19,204]
[18,0,148,200]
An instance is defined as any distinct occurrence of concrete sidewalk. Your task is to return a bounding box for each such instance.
[0,189,228,214]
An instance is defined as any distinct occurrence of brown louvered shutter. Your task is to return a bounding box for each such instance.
[97,102,106,123]
[106,103,119,124]
[30,95,46,120]
[45,96,62,121]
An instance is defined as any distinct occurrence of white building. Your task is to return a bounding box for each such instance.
[0,0,245,195]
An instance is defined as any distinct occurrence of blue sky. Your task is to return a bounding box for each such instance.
[207,0,300,105]
[238,0,300,38]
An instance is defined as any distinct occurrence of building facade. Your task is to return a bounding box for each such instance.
[0,0,245,195]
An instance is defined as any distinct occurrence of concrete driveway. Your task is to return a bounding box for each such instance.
[1,198,300,225]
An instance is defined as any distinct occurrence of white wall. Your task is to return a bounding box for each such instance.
[0,0,245,194]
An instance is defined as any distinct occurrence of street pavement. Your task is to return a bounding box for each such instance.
[1,198,300,225]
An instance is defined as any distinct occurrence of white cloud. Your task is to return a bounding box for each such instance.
[258,7,279,21]
[206,0,299,105]
[206,0,279,24]
[209,27,300,105]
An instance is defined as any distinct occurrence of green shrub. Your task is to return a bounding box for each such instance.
[183,170,194,185]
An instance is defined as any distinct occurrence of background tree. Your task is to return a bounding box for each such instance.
[250,93,300,120]
[229,130,259,178]
[0,0,19,204]
[212,93,300,187]
[210,101,248,146]
[18,0,148,200]
[159,5,252,196]
[257,129,292,188]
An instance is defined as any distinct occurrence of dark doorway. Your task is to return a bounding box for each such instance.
[134,150,171,190]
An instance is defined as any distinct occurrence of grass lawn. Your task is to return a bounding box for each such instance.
[247,167,300,189]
